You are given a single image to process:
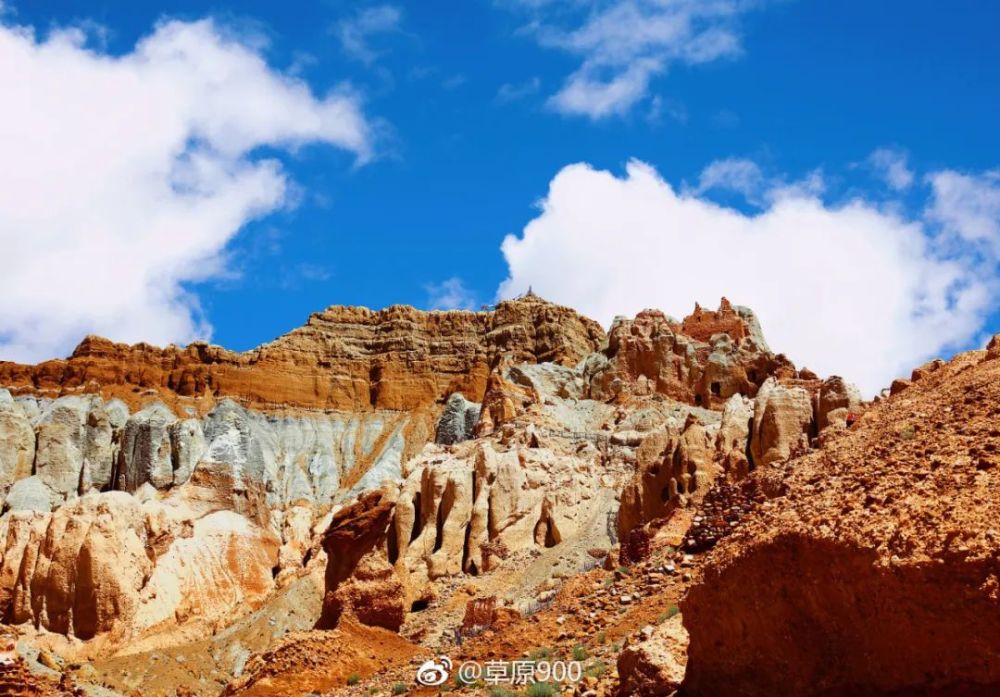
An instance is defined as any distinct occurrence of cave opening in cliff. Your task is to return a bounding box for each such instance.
[410,599,429,612]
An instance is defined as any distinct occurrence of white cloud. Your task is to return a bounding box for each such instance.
[505,0,761,119]
[335,4,402,65]
[695,157,765,199]
[868,147,914,191]
[0,17,372,363]
[425,277,478,311]
[498,160,1000,395]
[926,169,1000,255]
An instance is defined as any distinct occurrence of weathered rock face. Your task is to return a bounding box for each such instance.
[0,296,604,413]
[815,375,862,432]
[8,492,151,639]
[1,492,280,643]
[715,394,753,478]
[618,416,716,538]
[4,393,426,516]
[683,348,1000,696]
[586,299,794,409]
[392,438,624,604]
[435,393,480,445]
[749,378,813,467]
[617,615,689,697]
[318,491,404,631]
[32,396,124,497]
[0,392,34,500]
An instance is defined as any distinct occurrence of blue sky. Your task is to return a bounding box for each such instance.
[1,1,998,393]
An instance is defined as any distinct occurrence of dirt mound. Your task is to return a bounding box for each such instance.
[683,347,1000,696]
[221,620,424,697]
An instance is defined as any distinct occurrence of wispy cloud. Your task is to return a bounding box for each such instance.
[501,0,765,119]
[867,147,915,191]
[425,277,477,310]
[496,76,541,102]
[335,4,402,65]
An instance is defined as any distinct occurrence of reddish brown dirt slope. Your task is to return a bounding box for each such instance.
[683,347,1000,697]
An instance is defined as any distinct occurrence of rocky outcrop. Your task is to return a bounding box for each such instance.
[32,396,125,497]
[749,378,813,467]
[715,394,753,477]
[0,392,34,503]
[682,348,1000,696]
[585,300,795,409]
[2,492,280,643]
[1,393,425,518]
[435,393,480,445]
[815,375,861,432]
[318,491,404,631]
[617,615,689,696]
[392,438,623,603]
[618,416,716,538]
[0,296,604,413]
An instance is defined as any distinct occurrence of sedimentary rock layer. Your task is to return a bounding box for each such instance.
[0,296,605,413]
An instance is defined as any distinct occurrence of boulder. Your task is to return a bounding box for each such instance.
[435,393,480,445]
[750,378,813,467]
[815,376,862,431]
[3,476,54,513]
[617,614,689,696]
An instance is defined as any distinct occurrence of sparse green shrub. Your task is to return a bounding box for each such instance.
[346,673,361,686]
[585,660,609,678]
[392,682,408,695]
[525,683,557,697]
[489,688,519,697]
[528,647,553,661]
[572,644,587,661]
[596,630,607,644]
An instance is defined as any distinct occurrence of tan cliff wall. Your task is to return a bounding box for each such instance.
[0,296,605,414]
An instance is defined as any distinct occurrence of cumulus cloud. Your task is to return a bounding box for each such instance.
[425,277,478,311]
[504,0,762,119]
[868,147,915,191]
[498,160,1000,395]
[335,4,402,65]
[0,17,372,363]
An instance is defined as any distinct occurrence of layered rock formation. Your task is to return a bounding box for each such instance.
[682,346,1000,696]
[0,296,604,413]
[584,299,794,409]
[0,391,424,515]
[0,293,886,696]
